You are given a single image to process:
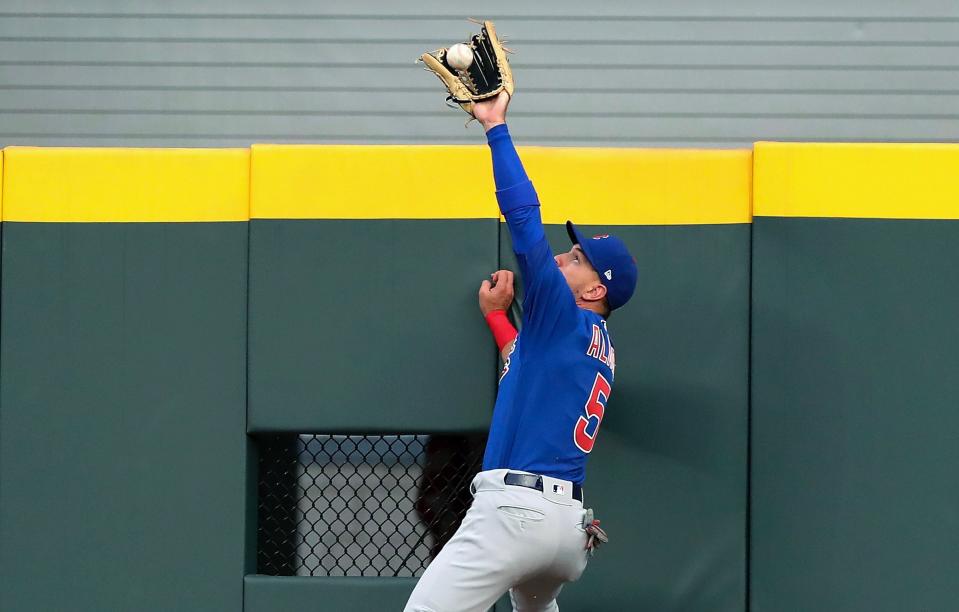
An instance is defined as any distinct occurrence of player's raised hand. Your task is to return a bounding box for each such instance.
[479,269,515,316]
[473,91,510,131]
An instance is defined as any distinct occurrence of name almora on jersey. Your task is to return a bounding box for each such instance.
[482,207,616,486]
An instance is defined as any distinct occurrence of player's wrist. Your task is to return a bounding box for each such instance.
[485,309,518,351]
[482,119,506,132]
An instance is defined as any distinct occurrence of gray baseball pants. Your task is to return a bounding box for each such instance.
[404,469,590,612]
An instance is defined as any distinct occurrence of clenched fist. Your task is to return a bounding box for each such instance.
[478,269,515,316]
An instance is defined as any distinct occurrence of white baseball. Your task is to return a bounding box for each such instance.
[446,43,473,71]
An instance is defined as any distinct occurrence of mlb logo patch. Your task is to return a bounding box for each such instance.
[552,484,566,495]
[592,234,609,240]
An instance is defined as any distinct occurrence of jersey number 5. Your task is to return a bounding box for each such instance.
[573,372,611,453]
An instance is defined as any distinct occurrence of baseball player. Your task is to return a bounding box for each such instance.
[404,91,638,612]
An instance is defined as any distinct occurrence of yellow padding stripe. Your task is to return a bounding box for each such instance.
[252,145,498,219]
[0,150,4,221]
[754,142,959,219]
[3,147,250,222]
[252,145,752,224]
[522,147,751,225]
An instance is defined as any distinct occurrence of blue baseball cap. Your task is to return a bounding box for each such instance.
[566,221,638,311]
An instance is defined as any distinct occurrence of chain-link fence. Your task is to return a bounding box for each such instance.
[257,433,486,577]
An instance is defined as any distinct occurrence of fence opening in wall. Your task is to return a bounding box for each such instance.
[256,433,486,577]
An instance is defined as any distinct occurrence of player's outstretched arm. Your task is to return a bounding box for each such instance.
[474,92,579,338]
[479,270,517,361]
[473,92,543,255]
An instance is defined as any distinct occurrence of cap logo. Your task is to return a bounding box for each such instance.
[604,270,613,280]
[593,234,609,240]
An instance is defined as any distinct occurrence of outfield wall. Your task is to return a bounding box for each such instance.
[749,143,959,612]
[0,148,250,611]
[0,142,955,612]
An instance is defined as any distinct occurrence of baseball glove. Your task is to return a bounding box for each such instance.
[418,19,514,119]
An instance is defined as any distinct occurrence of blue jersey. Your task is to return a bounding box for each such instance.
[481,129,616,485]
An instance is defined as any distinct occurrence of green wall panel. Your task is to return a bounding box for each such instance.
[0,222,248,612]
[244,576,416,611]
[248,219,499,433]
[751,217,959,612]
[244,576,513,611]
[498,223,750,611]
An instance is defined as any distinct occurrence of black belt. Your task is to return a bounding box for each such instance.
[504,472,583,502]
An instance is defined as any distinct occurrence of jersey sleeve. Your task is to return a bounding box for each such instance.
[501,205,578,342]
[486,125,579,343]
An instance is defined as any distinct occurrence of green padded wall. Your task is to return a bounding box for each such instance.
[0,222,248,611]
[750,217,959,612]
[501,223,750,611]
[247,219,499,433]
[245,576,416,610]
[244,577,518,612]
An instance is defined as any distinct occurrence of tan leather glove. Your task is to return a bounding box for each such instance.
[418,19,514,118]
